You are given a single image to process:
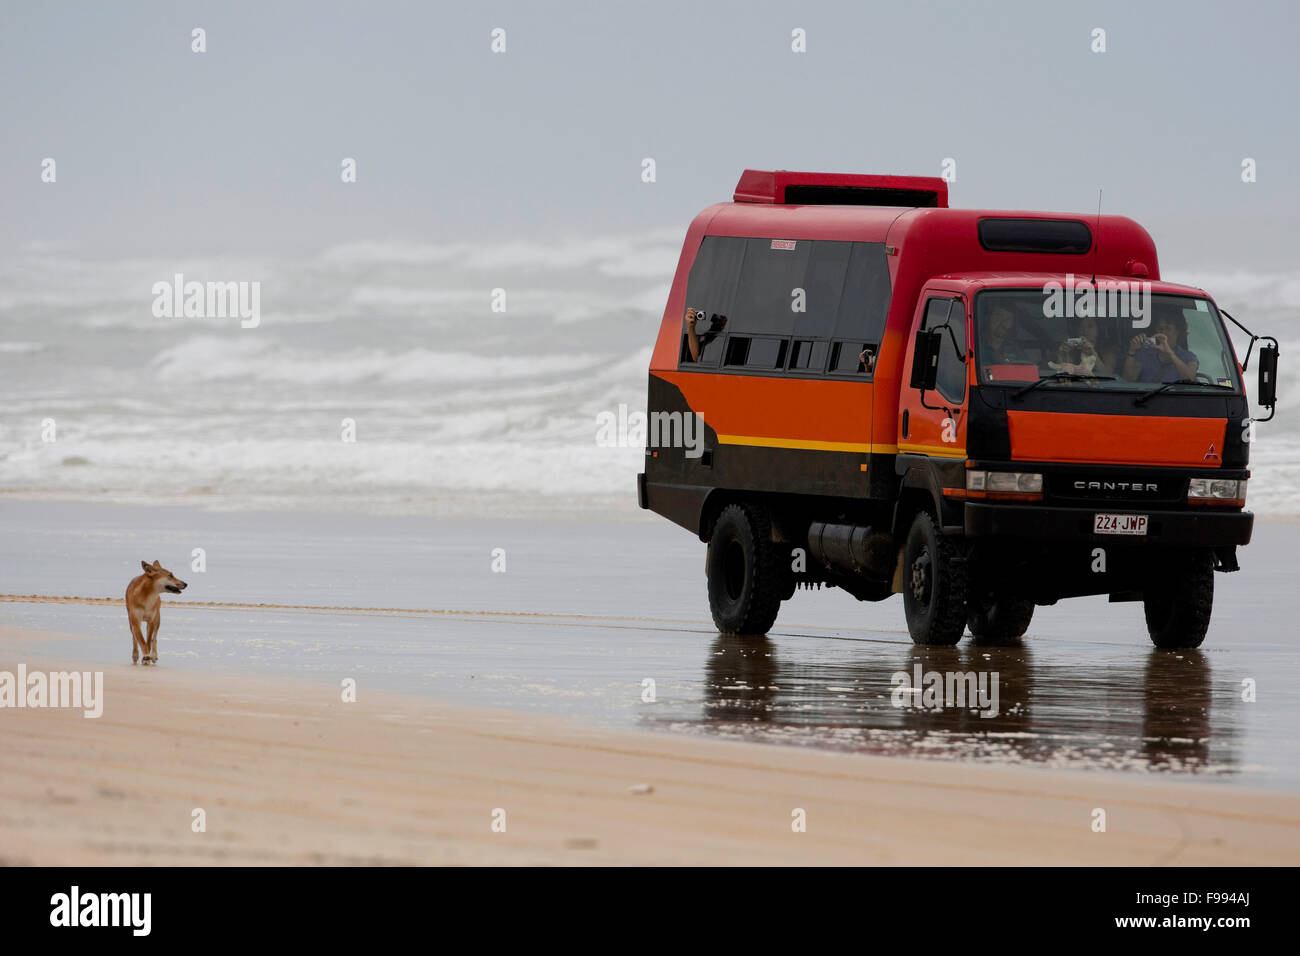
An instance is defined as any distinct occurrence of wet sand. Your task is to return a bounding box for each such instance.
[3,498,1300,864]
[3,634,1299,866]
[2,499,1299,788]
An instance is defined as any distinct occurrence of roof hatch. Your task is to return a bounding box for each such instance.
[733,169,949,208]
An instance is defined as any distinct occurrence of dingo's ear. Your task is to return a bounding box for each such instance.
[152,559,162,569]
[141,560,154,573]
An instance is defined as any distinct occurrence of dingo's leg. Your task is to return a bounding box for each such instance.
[129,615,145,665]
[145,612,160,664]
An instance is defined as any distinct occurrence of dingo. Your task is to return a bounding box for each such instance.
[125,560,187,665]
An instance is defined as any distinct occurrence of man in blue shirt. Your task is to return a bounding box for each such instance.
[1123,313,1199,383]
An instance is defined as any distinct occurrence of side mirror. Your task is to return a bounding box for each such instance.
[1257,340,1279,417]
[925,329,946,390]
[915,327,946,390]
[908,329,933,389]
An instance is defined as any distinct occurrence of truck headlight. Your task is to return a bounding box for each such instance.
[966,470,1043,495]
[1188,478,1245,502]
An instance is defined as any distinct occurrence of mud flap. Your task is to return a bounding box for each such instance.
[1213,545,1240,572]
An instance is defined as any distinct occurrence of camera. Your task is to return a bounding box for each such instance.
[1066,337,1084,347]
[1142,336,1158,347]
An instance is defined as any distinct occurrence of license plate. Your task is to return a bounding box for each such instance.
[1094,513,1148,535]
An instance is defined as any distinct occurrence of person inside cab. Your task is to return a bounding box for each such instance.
[1123,309,1198,382]
[981,303,1035,365]
[1049,315,1120,377]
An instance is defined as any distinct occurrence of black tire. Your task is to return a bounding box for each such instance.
[706,503,783,635]
[967,593,1035,644]
[1143,550,1214,649]
[902,511,968,646]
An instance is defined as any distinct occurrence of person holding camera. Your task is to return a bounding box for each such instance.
[684,307,726,363]
[1049,316,1120,377]
[1049,335,1100,375]
[684,307,703,361]
[1123,313,1198,383]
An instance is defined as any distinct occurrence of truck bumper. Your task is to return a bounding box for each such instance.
[963,502,1254,547]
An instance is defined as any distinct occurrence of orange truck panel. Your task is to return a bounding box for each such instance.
[657,370,875,451]
[1007,411,1227,467]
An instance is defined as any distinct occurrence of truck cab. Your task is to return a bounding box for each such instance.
[896,274,1260,646]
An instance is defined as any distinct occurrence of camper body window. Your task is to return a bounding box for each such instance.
[679,236,891,377]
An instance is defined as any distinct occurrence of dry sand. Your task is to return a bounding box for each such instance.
[2,625,1298,866]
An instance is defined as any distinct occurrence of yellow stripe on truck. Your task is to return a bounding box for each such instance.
[716,434,897,454]
[896,442,967,458]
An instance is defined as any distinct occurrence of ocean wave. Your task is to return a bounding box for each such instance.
[149,336,612,386]
[318,229,683,279]
[0,435,643,500]
[2,239,1298,513]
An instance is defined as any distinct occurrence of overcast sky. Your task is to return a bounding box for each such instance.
[3,0,1297,271]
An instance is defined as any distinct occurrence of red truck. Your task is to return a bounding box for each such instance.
[638,169,1279,648]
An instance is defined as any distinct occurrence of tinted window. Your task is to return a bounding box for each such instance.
[746,337,788,370]
[797,240,851,338]
[828,341,870,374]
[934,300,967,402]
[789,339,828,371]
[922,297,951,331]
[978,218,1092,254]
[682,236,746,365]
[681,236,892,377]
[834,242,892,343]
[723,336,750,366]
[733,238,811,337]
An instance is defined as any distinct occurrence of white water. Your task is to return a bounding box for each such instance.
[1,237,1296,514]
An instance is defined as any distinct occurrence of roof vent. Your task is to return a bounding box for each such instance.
[734,169,948,207]
[977,218,1092,254]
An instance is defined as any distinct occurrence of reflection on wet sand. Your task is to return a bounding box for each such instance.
[649,635,1233,777]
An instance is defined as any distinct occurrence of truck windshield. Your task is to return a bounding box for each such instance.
[974,289,1242,392]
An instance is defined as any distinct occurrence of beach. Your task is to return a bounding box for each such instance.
[3,499,1300,865]
[4,635,1299,866]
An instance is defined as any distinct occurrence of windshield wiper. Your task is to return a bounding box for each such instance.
[1011,373,1117,400]
[1134,379,1233,406]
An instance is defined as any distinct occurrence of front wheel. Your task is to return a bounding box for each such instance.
[706,504,783,635]
[902,512,968,646]
[1144,550,1215,649]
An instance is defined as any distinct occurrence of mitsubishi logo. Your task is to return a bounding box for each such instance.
[1203,444,1221,463]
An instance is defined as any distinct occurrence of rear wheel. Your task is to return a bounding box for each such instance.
[1144,550,1214,649]
[967,592,1035,644]
[902,511,968,646]
[706,504,783,635]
